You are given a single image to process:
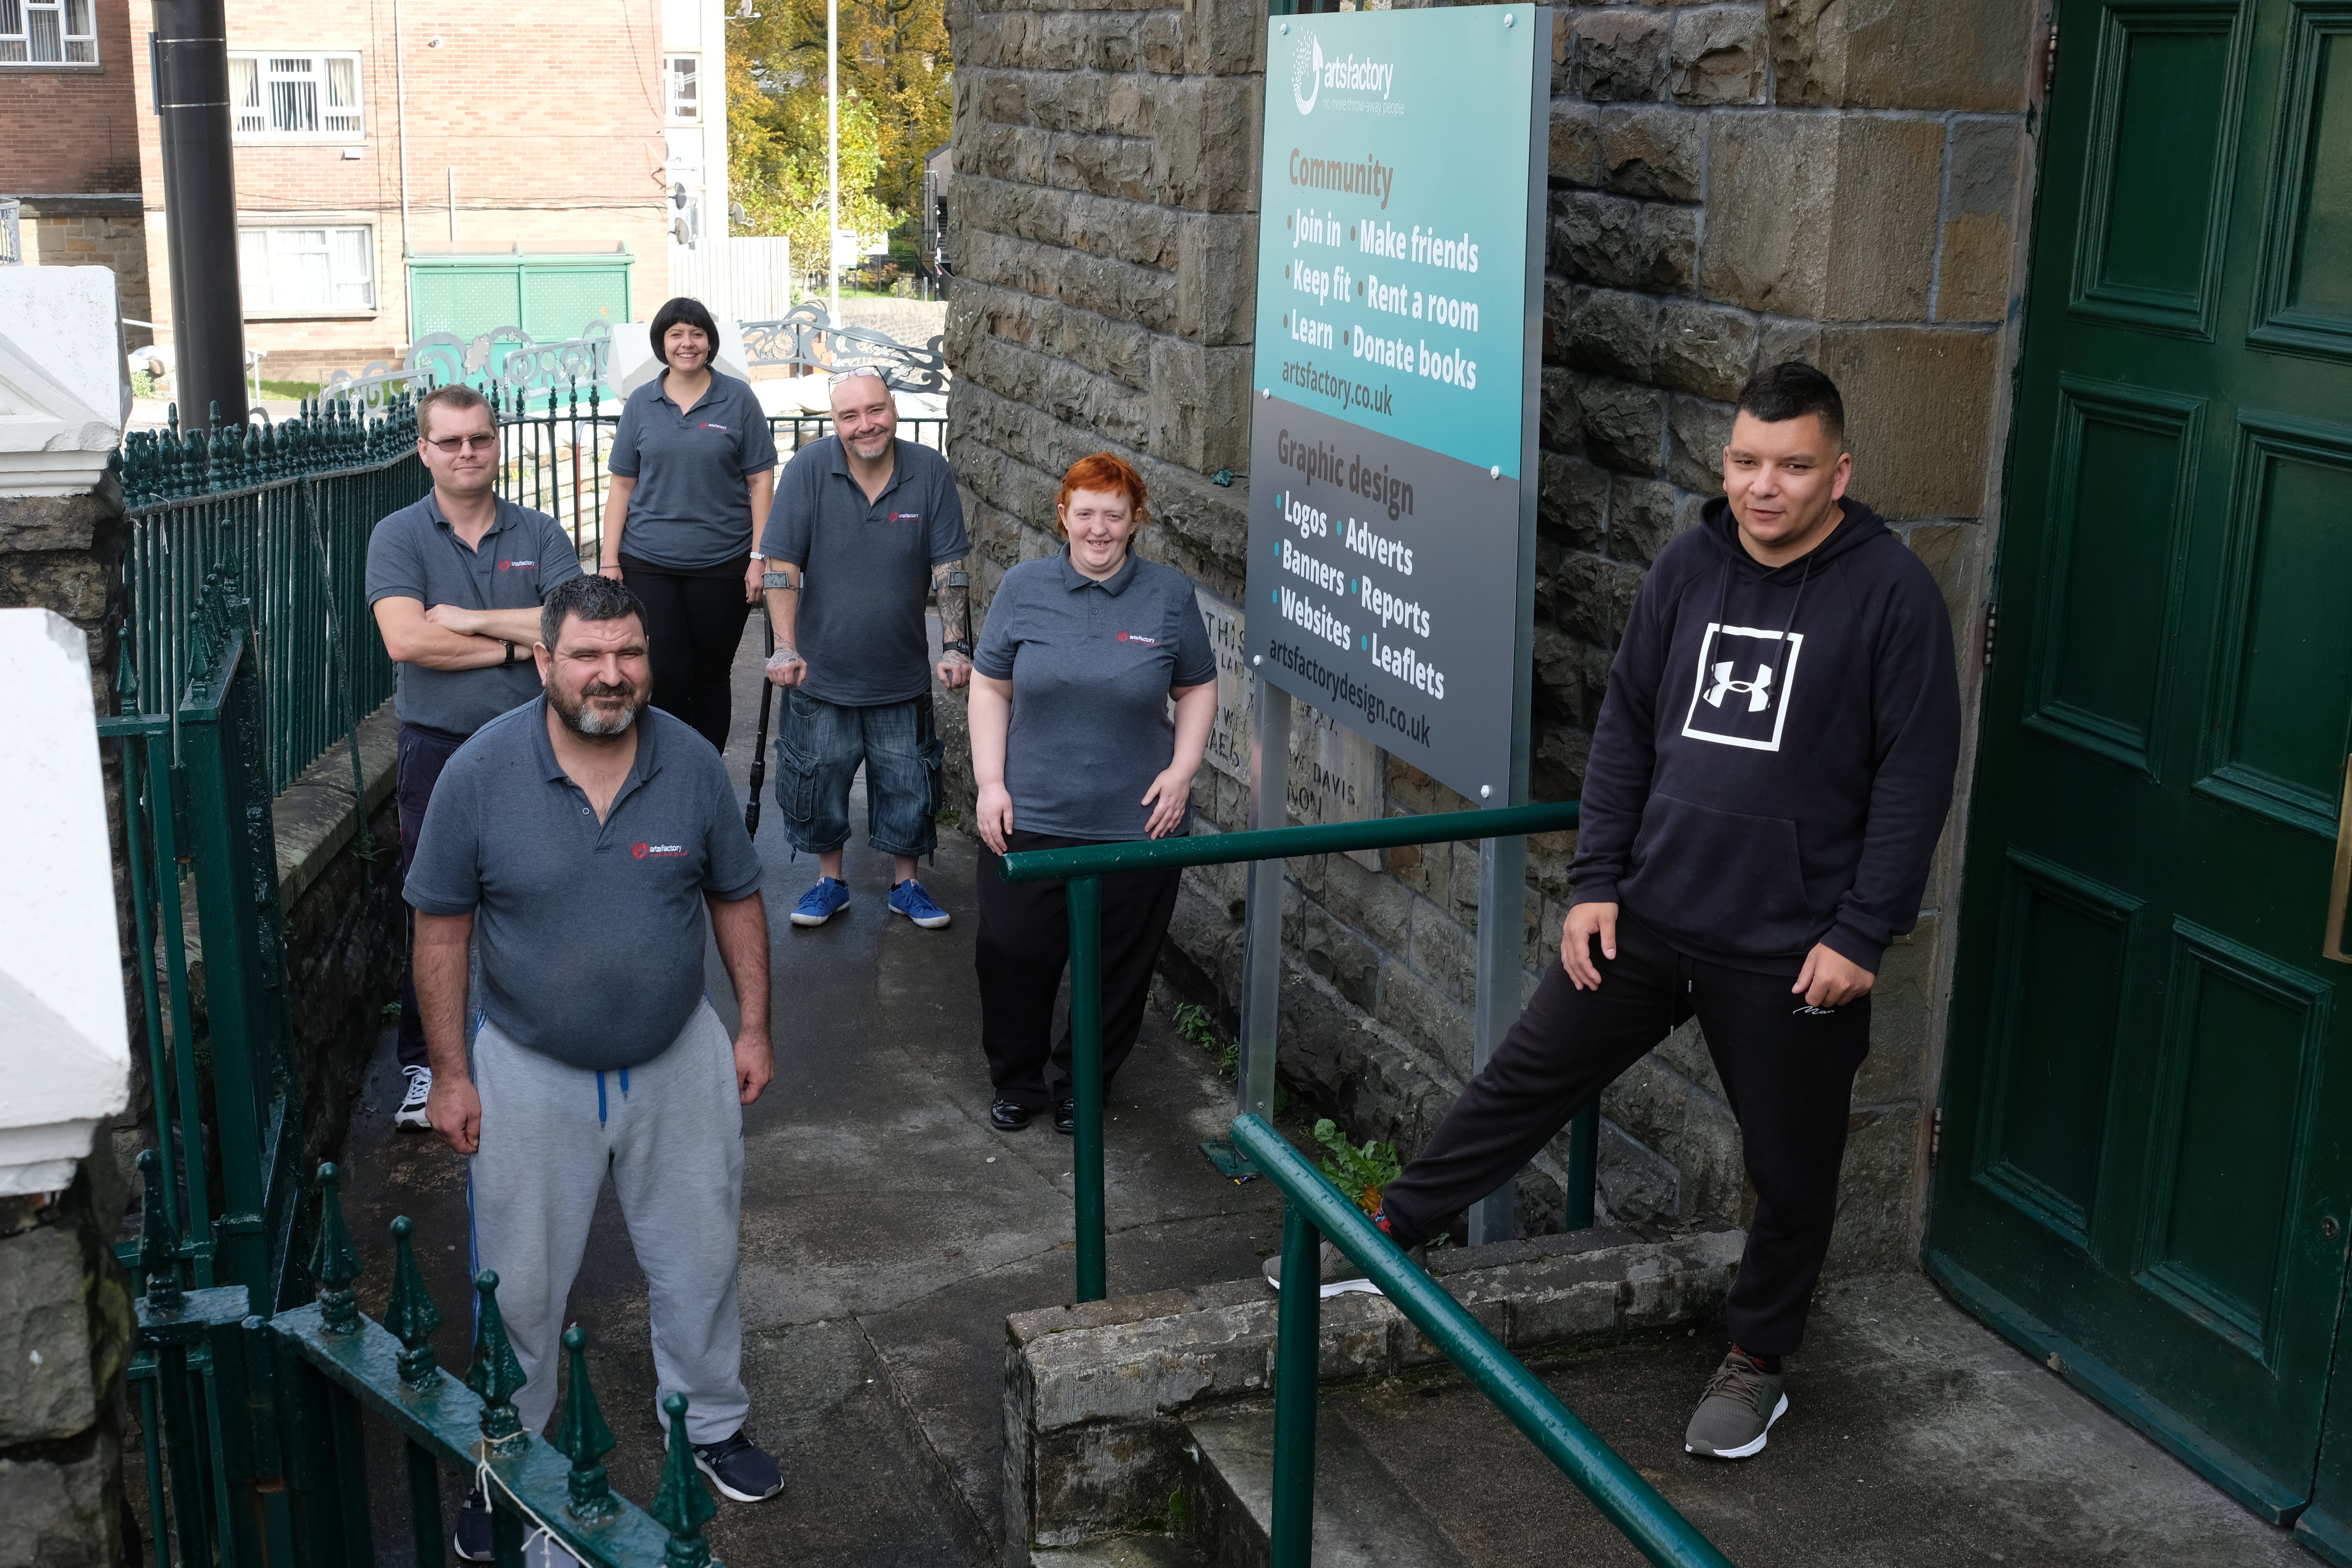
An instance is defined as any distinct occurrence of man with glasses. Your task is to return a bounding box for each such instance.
[367,382,583,1132]
[760,367,971,929]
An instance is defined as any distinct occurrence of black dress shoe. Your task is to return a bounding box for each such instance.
[1054,1097,1077,1134]
[990,1099,1032,1130]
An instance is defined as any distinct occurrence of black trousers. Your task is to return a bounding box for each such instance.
[975,830,1182,1110]
[394,721,470,1072]
[1380,912,1870,1357]
[621,555,752,755]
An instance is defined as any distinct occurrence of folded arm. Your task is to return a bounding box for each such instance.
[374,597,517,670]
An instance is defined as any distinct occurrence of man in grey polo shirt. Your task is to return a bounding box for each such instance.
[408,575,782,1554]
[368,382,582,1133]
[760,367,971,931]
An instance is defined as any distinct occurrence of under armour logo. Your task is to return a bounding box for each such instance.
[1682,622,1805,753]
[1705,661,1775,713]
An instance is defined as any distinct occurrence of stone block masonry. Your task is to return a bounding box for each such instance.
[946,0,2036,1272]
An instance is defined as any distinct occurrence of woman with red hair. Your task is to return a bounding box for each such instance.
[968,452,1218,1132]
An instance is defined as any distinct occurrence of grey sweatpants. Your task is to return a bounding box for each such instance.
[468,1001,749,1445]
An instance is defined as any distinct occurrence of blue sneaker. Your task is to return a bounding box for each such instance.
[791,877,850,927]
[889,878,952,929]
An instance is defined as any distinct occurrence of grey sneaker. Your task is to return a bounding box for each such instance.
[1683,1351,1788,1459]
[1260,1238,1424,1298]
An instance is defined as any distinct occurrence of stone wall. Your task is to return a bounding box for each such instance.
[0,1166,136,1568]
[16,198,156,351]
[945,0,2040,1268]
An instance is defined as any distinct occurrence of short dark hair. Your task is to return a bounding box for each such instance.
[649,296,721,365]
[1736,361,1846,449]
[540,573,648,652]
[417,382,494,441]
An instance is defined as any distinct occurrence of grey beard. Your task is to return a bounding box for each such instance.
[559,688,643,736]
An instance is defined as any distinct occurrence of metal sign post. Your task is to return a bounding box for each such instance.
[1238,4,1552,1238]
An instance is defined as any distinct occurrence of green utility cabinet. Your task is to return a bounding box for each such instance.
[405,250,633,346]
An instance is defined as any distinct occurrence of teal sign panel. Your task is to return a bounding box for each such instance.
[1253,5,1539,481]
[1247,5,1546,805]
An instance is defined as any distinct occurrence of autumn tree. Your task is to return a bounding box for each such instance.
[727,0,951,263]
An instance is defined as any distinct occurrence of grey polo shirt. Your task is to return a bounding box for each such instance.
[403,699,764,1072]
[608,370,780,570]
[974,549,1216,841]
[365,494,583,735]
[758,435,970,707]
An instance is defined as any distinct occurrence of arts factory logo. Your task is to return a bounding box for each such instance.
[1291,33,1322,115]
[632,842,686,859]
[1289,29,1395,117]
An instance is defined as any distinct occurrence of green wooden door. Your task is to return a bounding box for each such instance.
[1925,0,2352,1527]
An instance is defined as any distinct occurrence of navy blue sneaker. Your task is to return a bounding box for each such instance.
[692,1428,784,1503]
[889,878,952,929]
[790,877,850,927]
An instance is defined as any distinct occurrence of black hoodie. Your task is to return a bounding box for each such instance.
[1566,495,1961,976]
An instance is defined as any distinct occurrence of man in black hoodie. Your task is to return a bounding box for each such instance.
[1273,363,1961,1460]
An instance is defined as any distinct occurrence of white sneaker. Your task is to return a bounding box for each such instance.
[394,1065,432,1132]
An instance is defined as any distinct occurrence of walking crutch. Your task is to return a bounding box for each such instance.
[745,611,777,838]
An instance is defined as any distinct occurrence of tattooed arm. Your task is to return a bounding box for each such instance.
[933,557,972,690]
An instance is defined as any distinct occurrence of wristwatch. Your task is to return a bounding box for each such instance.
[942,638,973,658]
[501,640,517,666]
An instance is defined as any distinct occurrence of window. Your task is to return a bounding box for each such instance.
[238,226,375,313]
[0,0,98,65]
[666,54,698,120]
[229,53,363,138]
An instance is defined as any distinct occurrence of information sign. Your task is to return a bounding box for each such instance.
[1245,4,1547,806]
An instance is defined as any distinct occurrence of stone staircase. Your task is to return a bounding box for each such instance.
[1014,1270,2324,1568]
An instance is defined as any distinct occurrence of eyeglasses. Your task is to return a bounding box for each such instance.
[424,433,499,454]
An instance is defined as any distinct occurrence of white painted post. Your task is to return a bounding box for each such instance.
[0,266,133,498]
[0,610,131,1196]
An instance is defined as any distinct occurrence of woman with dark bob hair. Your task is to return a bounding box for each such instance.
[597,296,779,752]
[967,452,1217,1132]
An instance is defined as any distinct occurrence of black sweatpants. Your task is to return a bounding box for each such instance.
[975,830,1182,1111]
[621,554,752,755]
[394,721,469,1073]
[1380,912,1869,1357]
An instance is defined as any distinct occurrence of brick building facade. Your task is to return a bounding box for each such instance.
[4,0,717,385]
[2,0,152,333]
[942,0,2041,1268]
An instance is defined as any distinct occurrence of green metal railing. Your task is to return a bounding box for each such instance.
[483,379,948,571]
[1230,1114,1734,1568]
[998,799,1589,1303]
[132,1158,726,1567]
[122,398,426,795]
[116,390,948,794]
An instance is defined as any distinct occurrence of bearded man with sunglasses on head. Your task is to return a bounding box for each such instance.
[367,382,583,1135]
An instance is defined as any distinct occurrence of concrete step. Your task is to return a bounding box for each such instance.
[1183,1405,1474,1568]
[1032,1535,1210,1568]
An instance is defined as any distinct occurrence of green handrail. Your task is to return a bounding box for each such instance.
[998,799,1581,1302]
[996,799,1580,882]
[1229,1114,1737,1568]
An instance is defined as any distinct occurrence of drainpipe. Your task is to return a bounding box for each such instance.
[394,0,411,261]
[827,0,839,326]
[152,0,248,429]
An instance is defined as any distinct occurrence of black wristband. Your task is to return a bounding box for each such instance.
[501,639,516,666]
[942,638,973,657]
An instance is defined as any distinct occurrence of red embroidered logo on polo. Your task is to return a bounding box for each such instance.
[632,842,687,858]
[1116,632,1160,646]
[887,511,923,523]
[497,559,536,571]
[699,423,731,432]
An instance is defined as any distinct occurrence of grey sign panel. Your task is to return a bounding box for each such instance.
[1244,395,1523,804]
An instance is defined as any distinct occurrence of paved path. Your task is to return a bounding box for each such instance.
[341,620,1287,1564]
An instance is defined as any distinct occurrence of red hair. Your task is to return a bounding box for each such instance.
[1054,452,1149,537]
